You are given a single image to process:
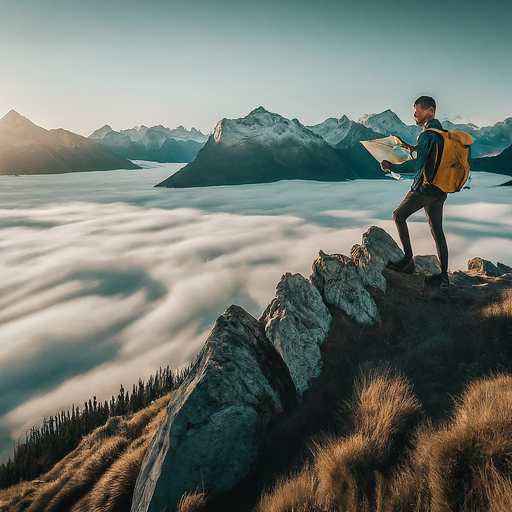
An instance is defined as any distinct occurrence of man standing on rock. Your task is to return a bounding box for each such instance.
[380,96,449,288]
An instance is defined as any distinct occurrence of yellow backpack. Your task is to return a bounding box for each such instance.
[423,128,473,193]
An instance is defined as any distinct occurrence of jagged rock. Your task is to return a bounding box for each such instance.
[467,257,501,277]
[497,262,512,275]
[131,305,296,512]
[350,226,404,291]
[311,251,381,324]
[259,273,332,397]
[412,255,442,276]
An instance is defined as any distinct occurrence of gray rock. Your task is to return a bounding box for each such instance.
[259,273,332,397]
[467,257,501,277]
[311,251,381,325]
[350,226,404,291]
[131,305,296,512]
[412,255,442,276]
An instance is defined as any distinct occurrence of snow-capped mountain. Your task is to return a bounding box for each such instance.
[157,107,382,188]
[357,109,421,145]
[88,124,206,163]
[212,106,327,148]
[308,116,383,148]
[0,110,139,175]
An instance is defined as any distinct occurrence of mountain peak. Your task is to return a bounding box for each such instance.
[0,110,49,148]
[357,110,420,144]
[213,107,317,146]
[249,106,271,116]
[0,109,41,130]
[88,125,113,139]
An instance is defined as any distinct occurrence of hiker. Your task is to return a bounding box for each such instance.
[380,96,449,287]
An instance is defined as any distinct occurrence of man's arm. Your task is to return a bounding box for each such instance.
[380,136,418,173]
[381,132,438,190]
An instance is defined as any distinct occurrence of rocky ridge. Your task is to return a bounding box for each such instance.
[131,224,512,511]
[130,226,412,511]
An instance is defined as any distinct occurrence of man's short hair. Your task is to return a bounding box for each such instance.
[414,96,436,111]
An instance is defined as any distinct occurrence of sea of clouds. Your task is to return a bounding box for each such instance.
[0,163,511,459]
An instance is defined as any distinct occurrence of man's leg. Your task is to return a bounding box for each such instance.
[424,195,448,273]
[393,190,433,260]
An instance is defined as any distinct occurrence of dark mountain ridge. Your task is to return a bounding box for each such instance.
[156,107,384,188]
[0,110,139,175]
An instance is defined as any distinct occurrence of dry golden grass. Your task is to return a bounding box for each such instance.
[315,369,421,510]
[482,288,512,319]
[71,403,168,512]
[414,374,512,512]
[0,393,172,512]
[255,465,318,512]
[254,371,512,512]
[176,491,209,512]
[255,370,421,512]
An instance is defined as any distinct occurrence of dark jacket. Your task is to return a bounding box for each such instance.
[392,119,445,192]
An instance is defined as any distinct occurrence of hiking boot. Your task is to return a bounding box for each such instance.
[387,257,415,274]
[425,272,450,288]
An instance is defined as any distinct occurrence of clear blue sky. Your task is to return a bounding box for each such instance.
[1,0,511,135]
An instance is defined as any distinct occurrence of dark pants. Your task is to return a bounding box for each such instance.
[393,187,448,273]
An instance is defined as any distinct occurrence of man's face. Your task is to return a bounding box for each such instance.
[413,103,435,126]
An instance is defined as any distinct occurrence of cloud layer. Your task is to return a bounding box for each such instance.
[0,164,511,459]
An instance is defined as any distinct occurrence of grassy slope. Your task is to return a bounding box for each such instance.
[0,394,172,512]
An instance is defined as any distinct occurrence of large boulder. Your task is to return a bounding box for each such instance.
[259,273,332,397]
[131,305,296,512]
[413,254,442,276]
[350,226,403,291]
[311,251,381,325]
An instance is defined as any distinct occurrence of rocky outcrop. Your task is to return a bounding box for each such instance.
[131,305,296,512]
[259,273,332,397]
[468,257,502,277]
[350,226,404,291]
[311,251,381,325]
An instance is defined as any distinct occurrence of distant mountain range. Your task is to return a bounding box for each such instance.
[88,124,208,163]
[2,108,510,182]
[307,115,383,149]
[156,107,385,188]
[157,107,512,188]
[310,110,512,158]
[0,111,140,175]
